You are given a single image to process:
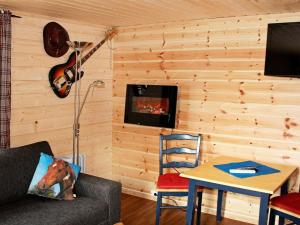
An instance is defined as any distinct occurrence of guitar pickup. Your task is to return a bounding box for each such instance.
[65,70,74,80]
[53,76,68,90]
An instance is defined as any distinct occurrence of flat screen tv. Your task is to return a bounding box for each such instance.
[264,22,300,78]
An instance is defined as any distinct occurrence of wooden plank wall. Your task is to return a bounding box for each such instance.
[112,12,300,223]
[10,12,113,178]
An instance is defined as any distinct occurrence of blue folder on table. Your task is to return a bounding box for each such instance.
[214,160,280,178]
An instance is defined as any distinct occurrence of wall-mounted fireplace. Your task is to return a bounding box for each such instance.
[124,84,178,128]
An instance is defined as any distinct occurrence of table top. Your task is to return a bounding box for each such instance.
[181,156,297,194]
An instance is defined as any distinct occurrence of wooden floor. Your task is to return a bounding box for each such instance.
[121,194,253,225]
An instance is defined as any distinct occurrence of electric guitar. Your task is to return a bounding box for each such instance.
[49,28,117,98]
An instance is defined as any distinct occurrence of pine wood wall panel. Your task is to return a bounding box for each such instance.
[10,13,113,178]
[113,12,300,223]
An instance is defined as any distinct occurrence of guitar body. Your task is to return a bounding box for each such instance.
[49,51,84,98]
[49,28,118,98]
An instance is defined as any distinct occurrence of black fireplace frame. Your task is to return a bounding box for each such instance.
[124,84,178,128]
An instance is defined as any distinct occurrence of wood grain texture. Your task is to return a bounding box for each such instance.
[181,156,297,194]
[2,0,300,26]
[10,13,113,179]
[121,193,253,225]
[113,12,300,223]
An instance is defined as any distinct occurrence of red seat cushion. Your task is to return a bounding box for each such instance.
[157,173,189,189]
[270,193,300,215]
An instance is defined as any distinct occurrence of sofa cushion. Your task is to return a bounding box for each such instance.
[0,195,108,225]
[28,153,80,200]
[0,141,53,206]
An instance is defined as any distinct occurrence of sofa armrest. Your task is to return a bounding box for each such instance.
[75,173,121,225]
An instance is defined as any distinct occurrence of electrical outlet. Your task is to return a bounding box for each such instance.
[150,190,157,196]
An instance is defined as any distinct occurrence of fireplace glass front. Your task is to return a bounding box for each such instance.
[124,84,178,128]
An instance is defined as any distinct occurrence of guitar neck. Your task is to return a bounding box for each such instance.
[78,37,109,66]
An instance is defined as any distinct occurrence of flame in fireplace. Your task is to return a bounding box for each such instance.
[132,97,169,115]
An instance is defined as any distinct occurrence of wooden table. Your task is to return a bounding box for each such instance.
[181,156,297,225]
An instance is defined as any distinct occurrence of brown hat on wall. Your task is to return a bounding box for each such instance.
[43,22,70,57]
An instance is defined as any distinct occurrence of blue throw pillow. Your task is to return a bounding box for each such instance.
[28,153,80,200]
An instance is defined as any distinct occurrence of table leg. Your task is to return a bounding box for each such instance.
[196,191,203,225]
[258,194,270,225]
[279,180,289,225]
[217,190,224,222]
[186,179,197,225]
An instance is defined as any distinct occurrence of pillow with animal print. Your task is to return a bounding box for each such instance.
[28,153,80,200]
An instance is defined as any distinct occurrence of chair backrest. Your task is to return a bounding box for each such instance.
[159,134,201,175]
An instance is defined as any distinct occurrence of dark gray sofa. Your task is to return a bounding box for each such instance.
[0,141,121,225]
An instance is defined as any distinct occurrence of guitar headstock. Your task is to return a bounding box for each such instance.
[105,27,118,40]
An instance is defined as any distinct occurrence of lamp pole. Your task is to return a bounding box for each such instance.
[67,40,105,165]
[73,80,105,164]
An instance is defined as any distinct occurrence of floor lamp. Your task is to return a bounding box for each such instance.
[73,79,105,164]
[67,41,105,165]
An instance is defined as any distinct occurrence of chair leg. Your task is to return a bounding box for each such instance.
[155,193,162,225]
[278,217,285,225]
[268,209,276,225]
[217,190,224,222]
[196,191,203,225]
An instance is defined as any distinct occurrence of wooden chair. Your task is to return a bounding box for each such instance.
[268,192,300,225]
[155,134,202,225]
